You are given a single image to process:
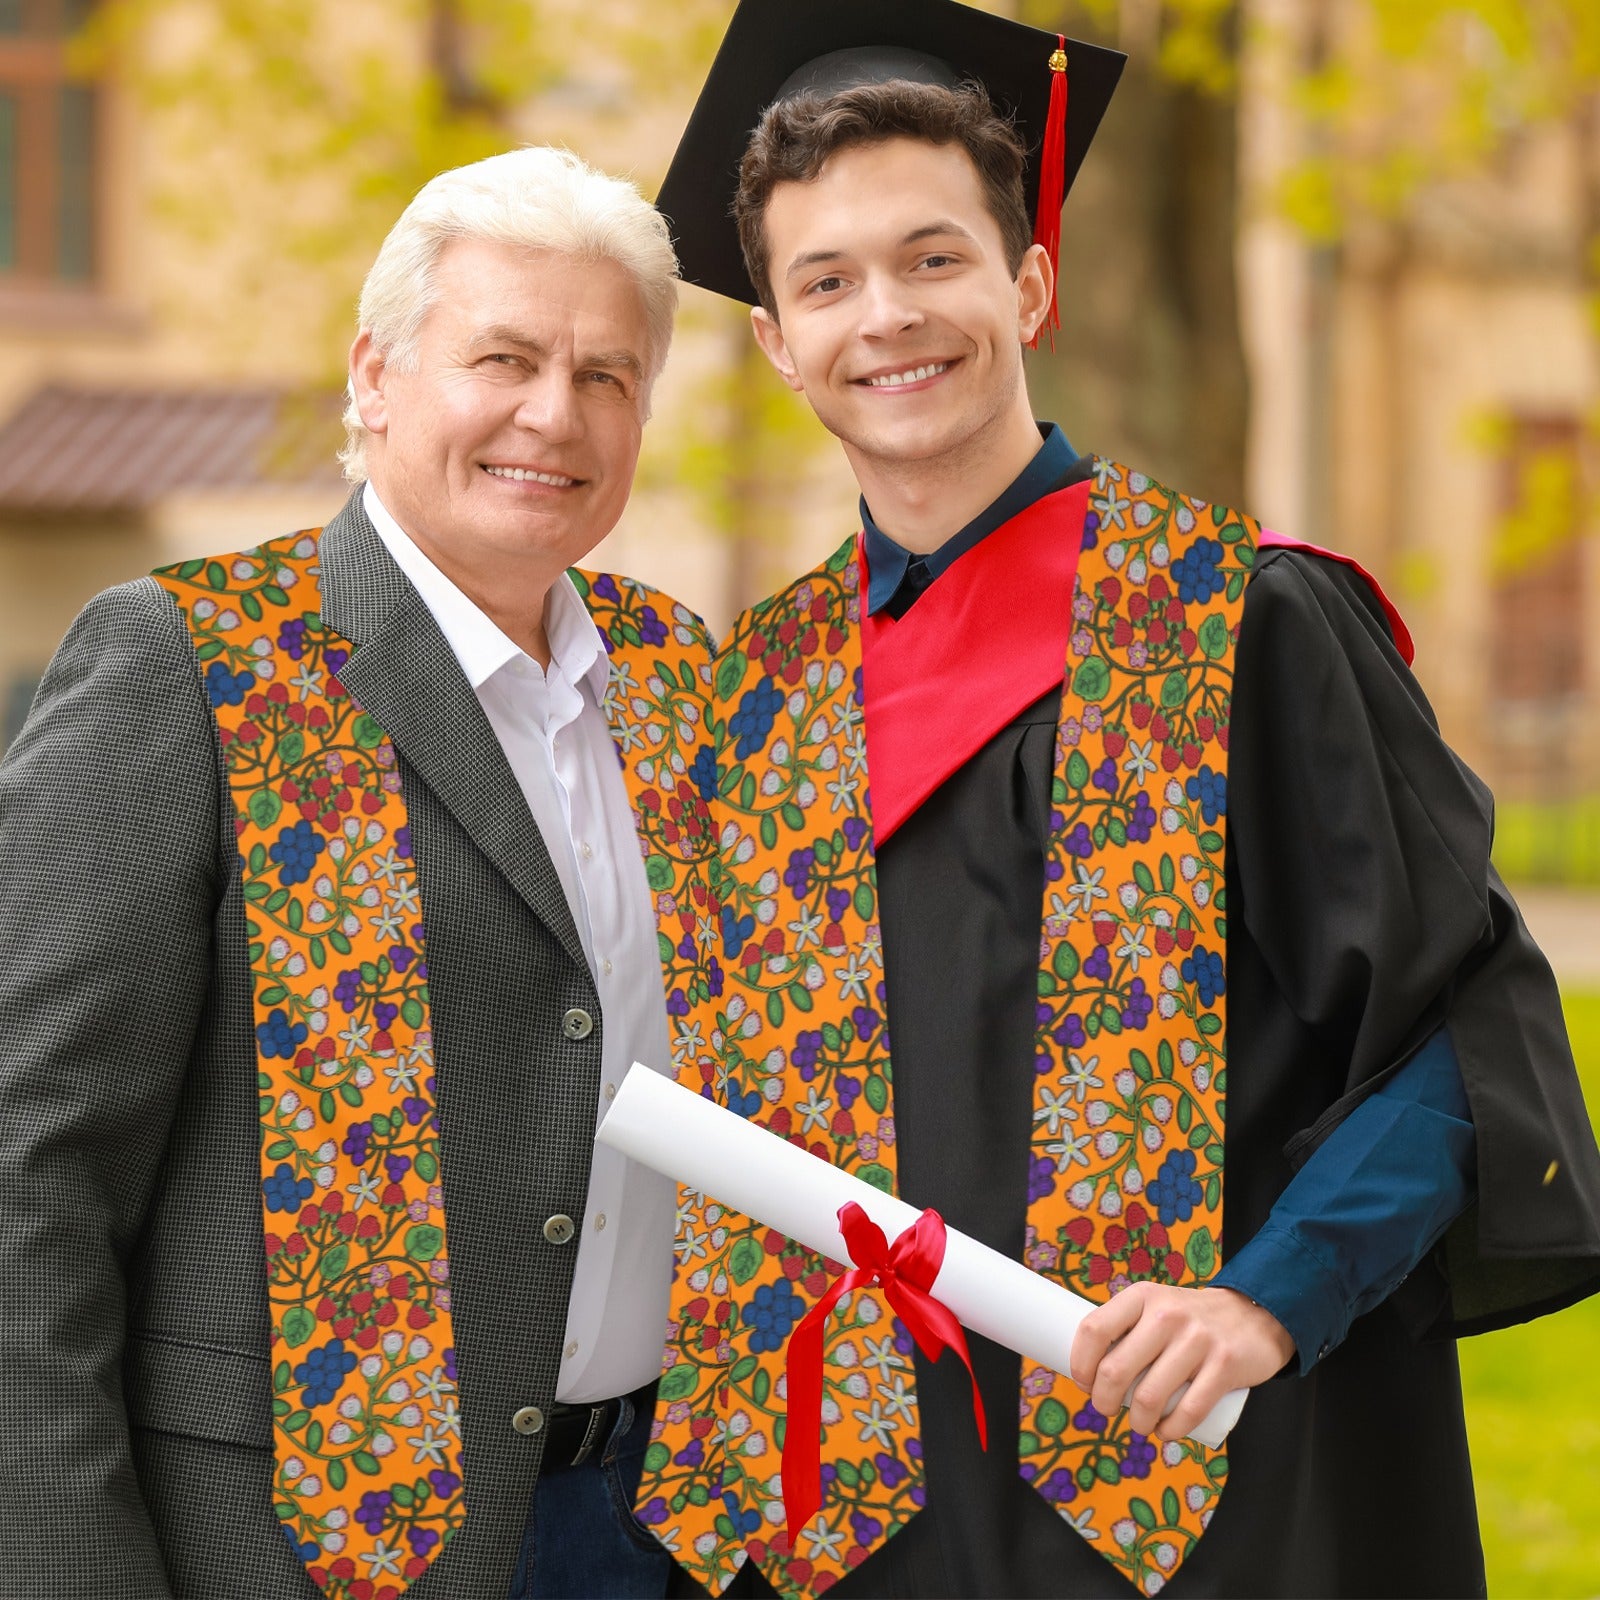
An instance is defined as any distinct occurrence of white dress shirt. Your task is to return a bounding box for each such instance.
[364,483,674,1403]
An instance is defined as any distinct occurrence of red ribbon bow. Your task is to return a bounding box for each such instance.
[781,1203,988,1544]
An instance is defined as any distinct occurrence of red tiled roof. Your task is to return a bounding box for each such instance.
[0,386,347,512]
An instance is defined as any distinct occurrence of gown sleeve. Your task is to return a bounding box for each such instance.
[1214,1025,1475,1369]
[1227,548,1600,1337]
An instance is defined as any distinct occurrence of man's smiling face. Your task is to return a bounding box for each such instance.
[356,236,651,585]
[752,136,1040,473]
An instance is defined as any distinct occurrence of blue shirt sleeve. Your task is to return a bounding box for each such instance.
[1212,1025,1476,1373]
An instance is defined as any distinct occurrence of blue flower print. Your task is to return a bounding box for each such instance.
[723,1491,762,1538]
[263,1162,314,1213]
[729,678,785,760]
[727,1083,763,1119]
[295,1337,358,1407]
[1149,1149,1204,1226]
[743,1281,806,1354]
[256,1008,307,1060]
[1180,944,1225,1007]
[1170,536,1225,605]
[720,905,755,961]
[1185,764,1226,824]
[282,1524,321,1563]
[268,819,324,887]
[204,661,255,708]
[690,744,719,803]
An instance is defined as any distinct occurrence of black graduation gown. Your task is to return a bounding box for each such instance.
[709,546,1600,1600]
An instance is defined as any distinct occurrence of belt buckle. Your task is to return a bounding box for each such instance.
[568,1401,608,1468]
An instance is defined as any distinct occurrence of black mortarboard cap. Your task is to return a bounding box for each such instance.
[657,0,1127,310]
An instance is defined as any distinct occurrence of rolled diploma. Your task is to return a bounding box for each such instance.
[599,1062,1244,1448]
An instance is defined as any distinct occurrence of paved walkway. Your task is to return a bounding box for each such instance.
[1505,884,1600,991]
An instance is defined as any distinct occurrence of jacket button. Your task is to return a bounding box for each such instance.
[561,1007,594,1040]
[543,1214,576,1246]
[512,1405,545,1436]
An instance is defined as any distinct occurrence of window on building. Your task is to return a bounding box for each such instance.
[0,0,97,285]
[1489,416,1589,707]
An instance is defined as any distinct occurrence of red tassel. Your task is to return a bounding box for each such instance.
[1029,37,1069,351]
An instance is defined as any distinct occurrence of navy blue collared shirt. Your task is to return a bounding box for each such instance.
[863,423,1079,618]
[859,419,1478,1369]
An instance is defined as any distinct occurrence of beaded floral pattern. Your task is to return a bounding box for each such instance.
[640,463,1258,1600]
[156,535,465,1597]
[1018,462,1255,1595]
[635,544,923,1598]
[569,568,721,1096]
[157,539,715,1600]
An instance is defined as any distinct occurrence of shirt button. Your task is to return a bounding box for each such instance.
[511,1405,545,1436]
[581,841,594,859]
[543,1214,576,1246]
[603,1083,617,1102]
[561,1007,593,1040]
[594,1213,607,1232]
[602,959,614,976]
[564,1340,579,1360]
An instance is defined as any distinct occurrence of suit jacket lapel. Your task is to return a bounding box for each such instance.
[318,492,589,973]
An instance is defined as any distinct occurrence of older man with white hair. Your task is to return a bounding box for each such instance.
[0,147,715,1600]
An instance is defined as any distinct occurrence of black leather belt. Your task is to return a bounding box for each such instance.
[543,1379,657,1470]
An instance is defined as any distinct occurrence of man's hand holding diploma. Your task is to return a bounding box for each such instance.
[1071,1284,1296,1439]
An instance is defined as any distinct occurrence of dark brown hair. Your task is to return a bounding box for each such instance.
[735,79,1032,315]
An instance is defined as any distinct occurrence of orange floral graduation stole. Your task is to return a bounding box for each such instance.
[638,462,1258,1599]
[156,538,714,1600]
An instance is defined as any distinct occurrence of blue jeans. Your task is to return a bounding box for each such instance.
[509,1388,671,1599]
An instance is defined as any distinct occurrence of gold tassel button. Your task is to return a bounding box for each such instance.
[1049,47,1068,72]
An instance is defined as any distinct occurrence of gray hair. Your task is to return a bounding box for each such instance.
[340,145,679,482]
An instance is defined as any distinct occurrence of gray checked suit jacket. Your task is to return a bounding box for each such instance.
[0,494,676,1597]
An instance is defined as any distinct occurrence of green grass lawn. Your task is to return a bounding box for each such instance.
[1459,990,1600,1596]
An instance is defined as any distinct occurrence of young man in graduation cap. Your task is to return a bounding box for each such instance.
[636,3,1600,1596]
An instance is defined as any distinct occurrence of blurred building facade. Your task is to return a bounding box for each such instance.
[1238,0,1600,814]
[0,0,854,749]
[3,0,1598,829]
